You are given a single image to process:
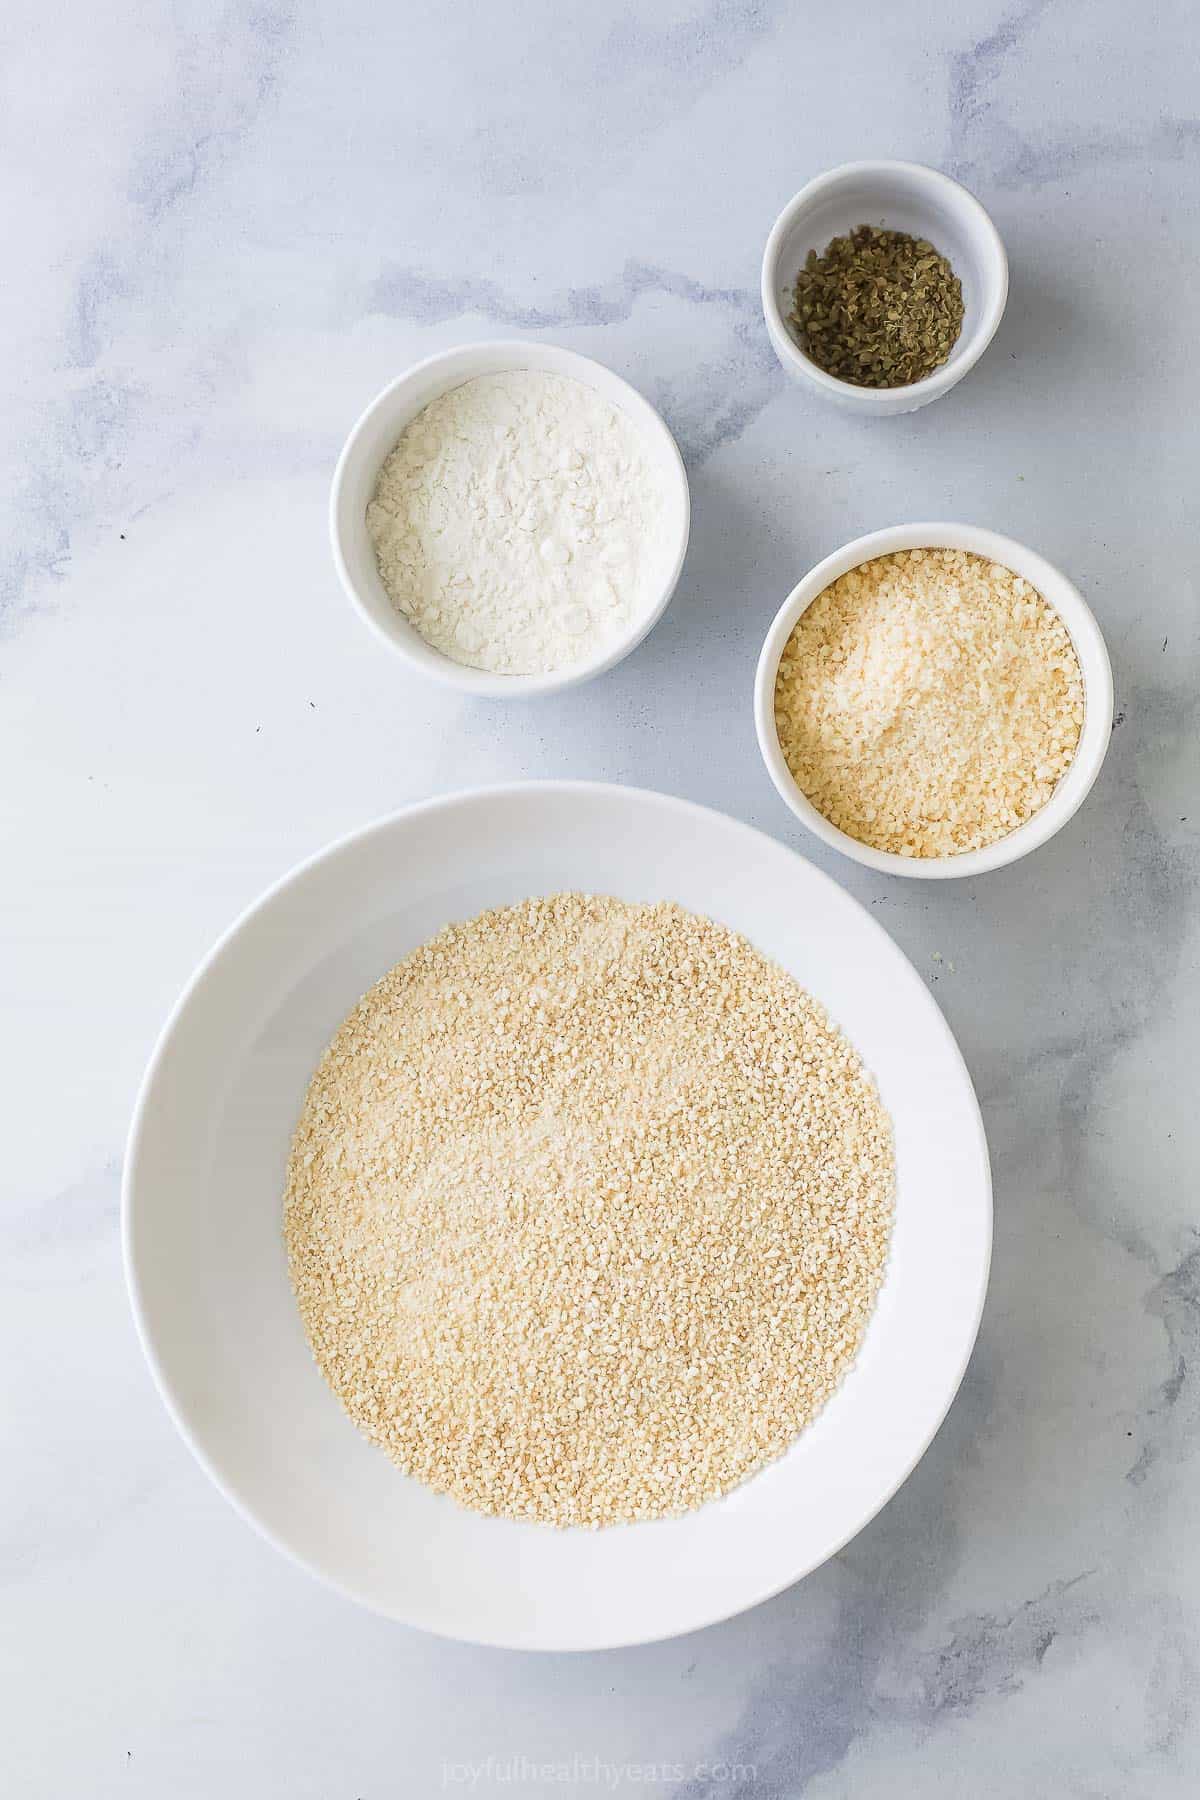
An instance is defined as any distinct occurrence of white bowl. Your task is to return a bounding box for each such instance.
[762,161,1009,416]
[123,781,991,1650]
[330,342,690,697]
[755,524,1114,880]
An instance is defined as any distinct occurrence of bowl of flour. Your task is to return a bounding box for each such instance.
[331,342,690,695]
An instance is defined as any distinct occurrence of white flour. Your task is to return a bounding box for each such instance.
[366,371,671,675]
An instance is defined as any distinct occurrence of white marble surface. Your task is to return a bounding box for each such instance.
[4,0,1199,1792]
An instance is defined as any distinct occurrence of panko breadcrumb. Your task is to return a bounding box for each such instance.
[284,894,894,1528]
[773,548,1085,858]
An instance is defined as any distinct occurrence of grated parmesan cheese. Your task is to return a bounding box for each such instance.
[773,548,1085,858]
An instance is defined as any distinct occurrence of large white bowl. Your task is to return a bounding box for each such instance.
[762,161,1008,416]
[330,343,691,697]
[123,783,991,1650]
[755,524,1114,880]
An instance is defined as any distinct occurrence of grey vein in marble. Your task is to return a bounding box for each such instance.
[947,0,1200,189]
[368,259,780,464]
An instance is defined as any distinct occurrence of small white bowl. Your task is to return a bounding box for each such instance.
[762,161,1009,416]
[330,341,690,698]
[755,523,1113,880]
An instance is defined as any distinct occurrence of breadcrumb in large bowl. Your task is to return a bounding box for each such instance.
[284,893,895,1529]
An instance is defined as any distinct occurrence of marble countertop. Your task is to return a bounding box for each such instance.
[5,1,1199,1793]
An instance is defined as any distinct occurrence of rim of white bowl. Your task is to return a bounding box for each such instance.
[122,779,992,1650]
[329,342,691,698]
[761,160,1010,407]
[754,524,1114,879]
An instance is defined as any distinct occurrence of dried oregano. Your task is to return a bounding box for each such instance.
[788,224,964,388]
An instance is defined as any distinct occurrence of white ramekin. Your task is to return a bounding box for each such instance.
[330,341,690,698]
[754,523,1113,880]
[762,161,1009,416]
